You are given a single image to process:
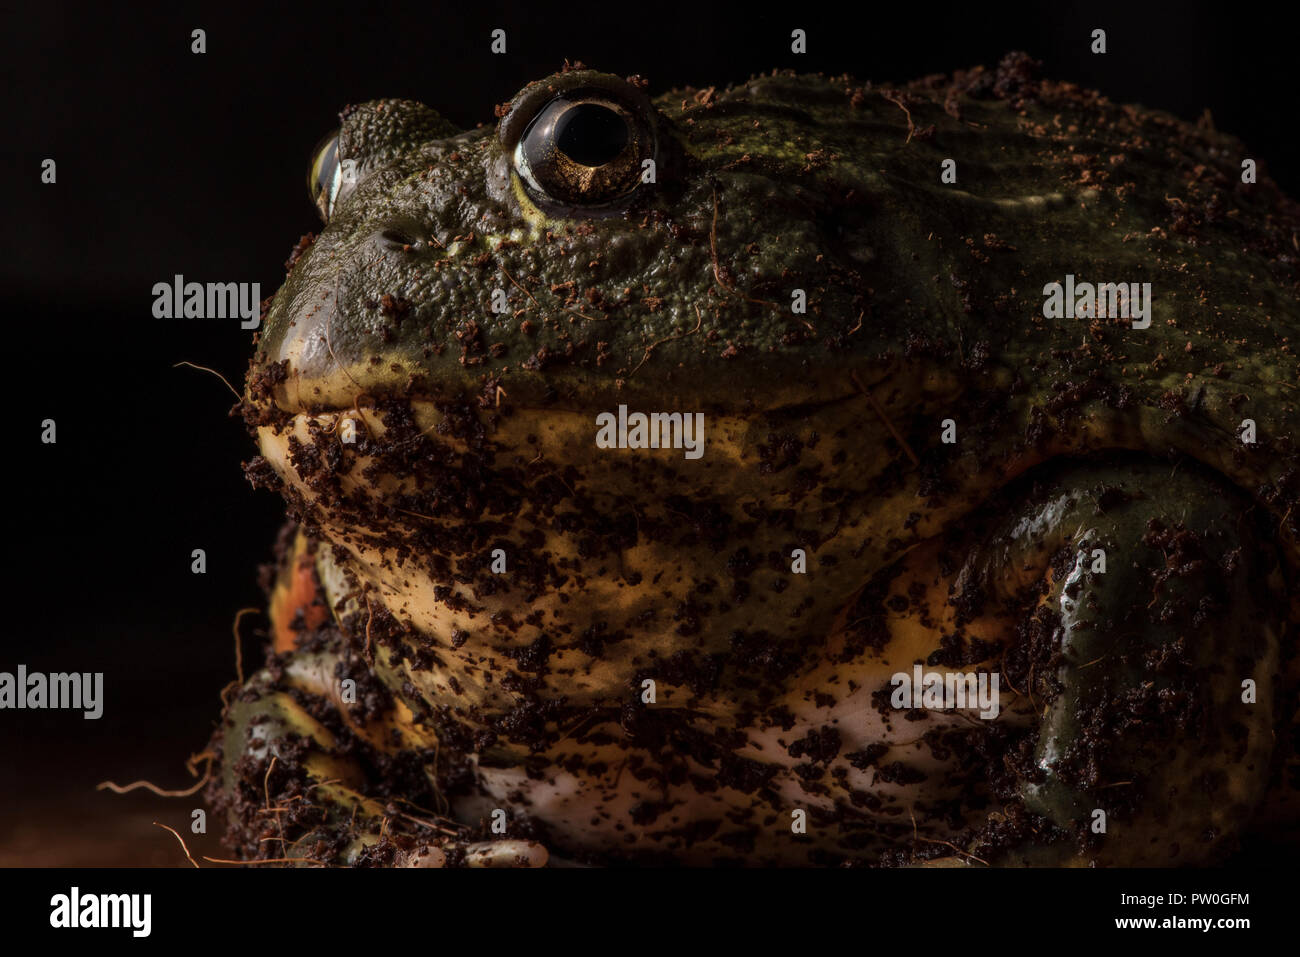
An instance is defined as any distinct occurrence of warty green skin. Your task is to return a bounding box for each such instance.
[258,68,1297,419]
[225,60,1300,866]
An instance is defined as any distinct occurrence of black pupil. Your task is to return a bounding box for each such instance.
[554,103,628,167]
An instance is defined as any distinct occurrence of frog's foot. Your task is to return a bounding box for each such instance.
[208,646,549,867]
[943,459,1287,866]
[207,526,549,867]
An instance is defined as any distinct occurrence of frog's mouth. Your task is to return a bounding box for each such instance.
[255,352,883,425]
[250,250,923,419]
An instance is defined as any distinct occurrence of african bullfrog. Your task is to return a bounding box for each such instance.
[211,55,1300,866]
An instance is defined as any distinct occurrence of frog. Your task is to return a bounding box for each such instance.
[209,53,1300,867]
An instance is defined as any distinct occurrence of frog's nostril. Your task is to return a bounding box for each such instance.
[378,228,418,250]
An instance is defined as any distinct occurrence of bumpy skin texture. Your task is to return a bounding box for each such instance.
[212,55,1299,866]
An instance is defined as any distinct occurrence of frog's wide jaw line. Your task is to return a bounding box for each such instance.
[253,321,877,421]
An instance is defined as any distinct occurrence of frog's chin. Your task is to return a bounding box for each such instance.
[249,378,1073,864]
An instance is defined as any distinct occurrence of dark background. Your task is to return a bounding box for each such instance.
[1,1,1294,865]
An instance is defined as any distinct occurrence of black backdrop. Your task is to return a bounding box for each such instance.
[1,0,1295,865]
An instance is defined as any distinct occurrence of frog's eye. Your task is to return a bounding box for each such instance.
[501,75,657,214]
[308,130,343,222]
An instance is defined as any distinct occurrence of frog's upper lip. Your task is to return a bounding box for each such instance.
[252,328,898,417]
[254,354,884,420]
[256,261,901,414]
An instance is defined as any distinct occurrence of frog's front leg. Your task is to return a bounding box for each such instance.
[959,459,1284,866]
[208,527,547,867]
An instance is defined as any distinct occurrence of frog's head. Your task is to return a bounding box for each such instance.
[242,68,957,785]
[248,68,911,419]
